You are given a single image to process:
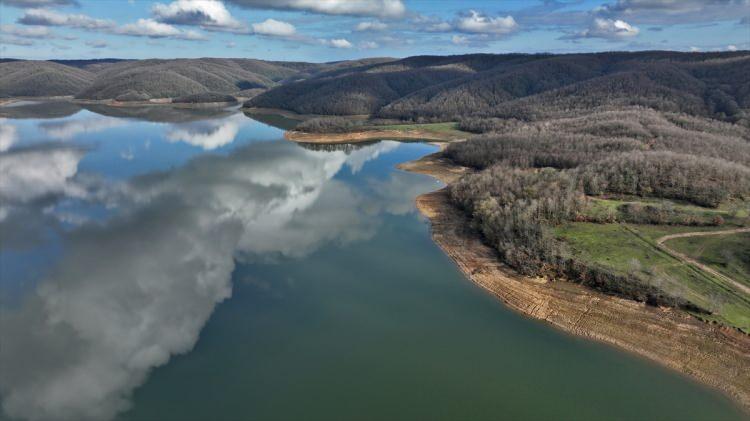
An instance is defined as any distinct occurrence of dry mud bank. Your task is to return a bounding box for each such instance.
[399,152,750,412]
[285,129,459,143]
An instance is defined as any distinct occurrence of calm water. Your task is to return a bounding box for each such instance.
[0,102,745,421]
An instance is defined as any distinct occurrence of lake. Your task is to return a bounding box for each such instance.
[0,102,745,421]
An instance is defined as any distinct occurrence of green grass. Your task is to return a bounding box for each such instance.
[554,222,750,332]
[364,121,468,138]
[666,233,750,288]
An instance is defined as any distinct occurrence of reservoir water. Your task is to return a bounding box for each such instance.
[0,102,745,421]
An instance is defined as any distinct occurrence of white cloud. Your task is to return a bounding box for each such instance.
[455,10,518,35]
[226,0,406,18]
[116,18,206,40]
[355,20,387,31]
[17,9,115,30]
[327,38,353,48]
[690,46,701,52]
[152,0,244,31]
[727,44,738,51]
[567,18,639,39]
[251,18,296,37]
[451,34,469,45]
[358,40,379,49]
[0,24,54,39]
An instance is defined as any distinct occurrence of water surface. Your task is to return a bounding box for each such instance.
[0,103,745,421]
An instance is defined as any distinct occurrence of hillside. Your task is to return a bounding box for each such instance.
[0,57,398,102]
[74,58,287,101]
[247,51,750,124]
[0,61,95,98]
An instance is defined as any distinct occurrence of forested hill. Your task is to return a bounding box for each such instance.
[0,57,394,101]
[246,51,750,124]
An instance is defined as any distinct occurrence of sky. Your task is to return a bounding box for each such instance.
[0,0,748,62]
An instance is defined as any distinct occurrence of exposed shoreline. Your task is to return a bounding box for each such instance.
[0,96,244,109]
[399,150,750,413]
[285,129,461,143]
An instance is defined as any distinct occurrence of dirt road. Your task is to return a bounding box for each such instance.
[656,228,750,296]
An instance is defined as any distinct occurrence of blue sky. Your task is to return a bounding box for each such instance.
[1,0,748,61]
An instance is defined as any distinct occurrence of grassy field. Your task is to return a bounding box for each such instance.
[365,122,468,138]
[666,233,750,288]
[554,222,750,332]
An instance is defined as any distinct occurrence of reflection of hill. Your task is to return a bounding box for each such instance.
[296,141,376,153]
[243,111,301,131]
[0,101,82,119]
[81,103,238,123]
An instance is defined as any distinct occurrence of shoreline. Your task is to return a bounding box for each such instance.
[285,129,463,144]
[0,96,244,109]
[399,150,750,412]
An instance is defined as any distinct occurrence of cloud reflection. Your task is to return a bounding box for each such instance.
[0,145,86,221]
[0,119,17,152]
[39,116,125,140]
[0,139,431,421]
[164,113,246,150]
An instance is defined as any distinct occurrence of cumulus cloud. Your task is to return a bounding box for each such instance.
[355,20,387,31]
[325,38,353,48]
[727,44,738,51]
[251,18,296,37]
[17,9,115,30]
[455,10,518,35]
[564,18,639,39]
[152,0,244,31]
[0,0,77,7]
[358,40,379,49]
[115,18,206,40]
[226,0,406,18]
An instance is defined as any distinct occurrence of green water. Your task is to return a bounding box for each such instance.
[0,104,745,420]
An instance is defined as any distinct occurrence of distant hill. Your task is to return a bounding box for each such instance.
[74,58,288,100]
[246,51,750,124]
[0,60,94,97]
[0,57,398,102]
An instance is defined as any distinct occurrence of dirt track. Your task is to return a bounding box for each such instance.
[656,228,750,296]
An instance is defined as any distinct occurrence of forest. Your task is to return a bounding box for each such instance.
[445,105,750,325]
[248,51,750,126]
